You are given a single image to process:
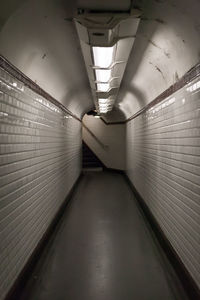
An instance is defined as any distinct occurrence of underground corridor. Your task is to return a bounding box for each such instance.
[0,1,200,300]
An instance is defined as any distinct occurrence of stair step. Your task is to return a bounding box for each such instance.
[83,157,101,162]
[83,162,102,167]
[82,141,104,169]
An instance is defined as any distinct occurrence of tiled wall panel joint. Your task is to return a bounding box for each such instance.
[0,67,82,300]
[126,76,200,289]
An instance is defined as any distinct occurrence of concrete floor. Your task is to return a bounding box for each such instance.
[19,171,188,300]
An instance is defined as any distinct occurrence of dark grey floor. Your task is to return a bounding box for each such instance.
[19,171,188,300]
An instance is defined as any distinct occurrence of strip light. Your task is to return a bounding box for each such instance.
[95,69,112,82]
[99,109,110,113]
[92,46,115,68]
[97,83,110,92]
[75,9,141,115]
[98,98,114,105]
[98,98,114,113]
[98,98,109,104]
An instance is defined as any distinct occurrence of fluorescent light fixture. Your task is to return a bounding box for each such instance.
[98,98,114,104]
[98,98,108,104]
[99,104,112,109]
[95,69,111,82]
[75,13,141,114]
[99,106,107,109]
[98,98,115,115]
[94,115,100,118]
[99,105,111,108]
[99,102,111,106]
[99,111,109,114]
[93,46,115,68]
[97,83,110,92]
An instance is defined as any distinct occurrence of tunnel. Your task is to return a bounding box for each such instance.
[0,0,200,300]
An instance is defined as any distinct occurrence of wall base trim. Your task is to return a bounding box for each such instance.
[124,173,200,300]
[4,173,82,300]
[4,170,199,300]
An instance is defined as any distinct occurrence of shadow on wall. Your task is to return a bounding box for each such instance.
[82,114,126,170]
[117,0,159,110]
[82,122,108,150]
[0,0,94,118]
[63,86,94,118]
[101,107,127,123]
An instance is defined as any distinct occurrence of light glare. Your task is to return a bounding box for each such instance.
[93,46,115,68]
[99,104,110,108]
[95,69,111,82]
[97,83,110,92]
[98,98,108,104]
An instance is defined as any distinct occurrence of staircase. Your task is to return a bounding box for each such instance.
[82,141,104,170]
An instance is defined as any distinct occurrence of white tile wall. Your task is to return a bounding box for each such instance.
[126,77,200,289]
[0,67,82,300]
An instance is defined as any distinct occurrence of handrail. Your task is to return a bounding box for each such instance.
[82,122,109,150]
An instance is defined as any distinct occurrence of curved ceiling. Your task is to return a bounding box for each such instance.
[117,0,200,118]
[0,0,94,118]
[0,0,199,120]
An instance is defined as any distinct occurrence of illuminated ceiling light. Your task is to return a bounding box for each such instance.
[98,98,108,104]
[97,83,110,92]
[99,106,107,109]
[99,104,108,108]
[98,98,113,104]
[99,105,111,108]
[95,69,111,82]
[92,46,115,68]
[99,108,109,111]
[94,115,100,118]
[74,7,141,114]
[99,104,112,109]
[98,98,115,114]
[98,101,112,106]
